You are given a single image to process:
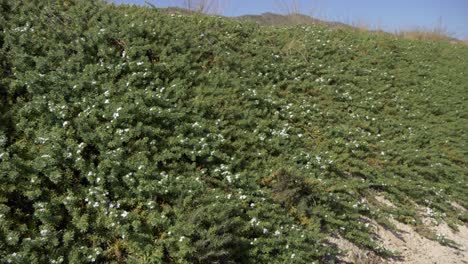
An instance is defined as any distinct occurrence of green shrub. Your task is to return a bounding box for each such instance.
[0,0,467,263]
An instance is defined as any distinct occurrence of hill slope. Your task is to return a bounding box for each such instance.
[235,12,350,28]
[1,1,467,263]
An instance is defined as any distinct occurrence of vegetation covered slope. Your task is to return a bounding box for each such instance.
[0,0,467,263]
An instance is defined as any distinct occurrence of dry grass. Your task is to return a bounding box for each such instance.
[395,17,456,42]
[170,0,228,15]
[349,18,373,31]
[396,29,455,42]
[274,0,319,25]
[344,18,457,43]
[350,251,384,264]
[275,0,302,16]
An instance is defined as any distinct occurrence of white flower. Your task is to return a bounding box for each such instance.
[179,236,186,242]
[121,211,128,218]
[249,218,257,226]
[291,253,296,259]
[40,229,49,236]
[315,77,325,83]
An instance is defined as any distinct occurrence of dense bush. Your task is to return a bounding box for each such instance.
[0,0,467,262]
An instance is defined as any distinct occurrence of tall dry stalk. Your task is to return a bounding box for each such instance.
[395,17,454,41]
[178,0,228,15]
[275,0,302,15]
[274,0,322,25]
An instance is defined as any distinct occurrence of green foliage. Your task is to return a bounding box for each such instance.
[0,0,467,263]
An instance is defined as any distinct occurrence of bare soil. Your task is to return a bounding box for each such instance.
[329,197,468,264]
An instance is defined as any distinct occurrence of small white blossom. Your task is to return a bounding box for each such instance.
[121,211,128,218]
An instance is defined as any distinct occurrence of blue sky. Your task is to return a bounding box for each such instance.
[112,0,468,39]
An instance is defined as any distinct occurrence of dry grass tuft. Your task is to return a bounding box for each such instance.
[275,0,302,16]
[350,251,384,264]
[395,17,456,42]
[396,29,455,42]
[274,0,319,25]
[170,0,228,15]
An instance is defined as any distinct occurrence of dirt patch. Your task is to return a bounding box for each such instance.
[329,235,384,263]
[330,221,467,264]
[330,196,468,263]
[378,220,467,264]
[374,195,397,208]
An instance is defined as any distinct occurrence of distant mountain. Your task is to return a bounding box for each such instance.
[159,7,351,29]
[235,12,350,28]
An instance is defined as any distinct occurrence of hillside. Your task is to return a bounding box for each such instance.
[235,12,350,28]
[1,1,467,263]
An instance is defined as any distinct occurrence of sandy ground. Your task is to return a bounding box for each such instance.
[329,197,468,264]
